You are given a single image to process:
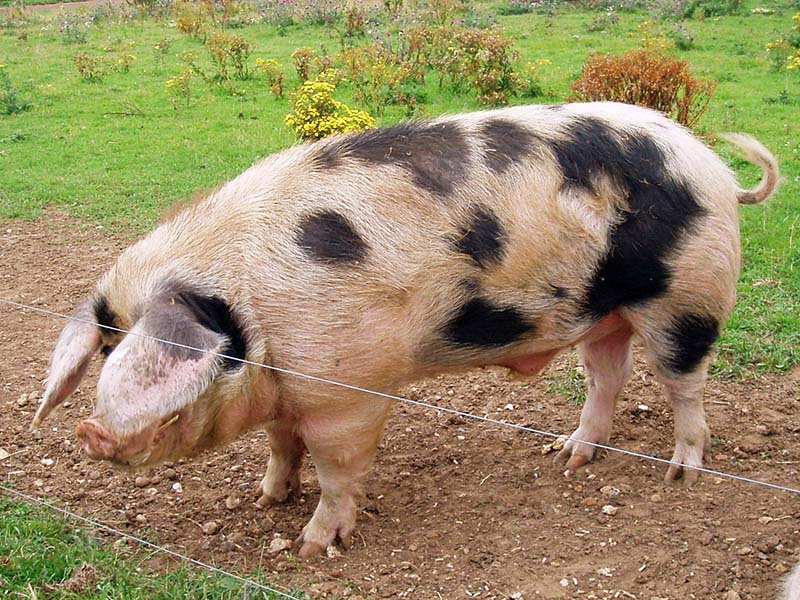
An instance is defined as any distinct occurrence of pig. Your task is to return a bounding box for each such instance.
[32,102,779,557]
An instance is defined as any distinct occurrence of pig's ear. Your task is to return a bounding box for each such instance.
[32,300,103,428]
[95,298,224,435]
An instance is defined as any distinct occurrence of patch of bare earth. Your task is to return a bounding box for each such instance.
[1,213,799,600]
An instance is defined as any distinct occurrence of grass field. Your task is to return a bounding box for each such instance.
[0,493,303,598]
[0,0,798,596]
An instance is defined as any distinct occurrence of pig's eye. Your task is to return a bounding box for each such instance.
[101,345,115,357]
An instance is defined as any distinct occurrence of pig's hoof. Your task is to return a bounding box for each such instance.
[293,521,353,558]
[255,492,283,508]
[554,428,608,470]
[255,475,300,507]
[664,440,709,487]
[294,538,325,558]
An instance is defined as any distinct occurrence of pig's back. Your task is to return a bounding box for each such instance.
[196,104,742,389]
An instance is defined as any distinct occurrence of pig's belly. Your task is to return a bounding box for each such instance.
[497,311,630,376]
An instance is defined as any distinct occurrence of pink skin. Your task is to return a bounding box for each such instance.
[76,417,157,467]
[76,419,120,460]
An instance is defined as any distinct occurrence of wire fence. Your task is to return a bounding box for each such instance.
[2,296,798,495]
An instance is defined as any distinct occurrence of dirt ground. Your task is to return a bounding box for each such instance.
[1,213,799,600]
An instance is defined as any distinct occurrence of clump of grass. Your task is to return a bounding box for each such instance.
[0,66,31,115]
[0,494,302,599]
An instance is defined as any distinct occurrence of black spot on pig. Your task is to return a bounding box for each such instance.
[311,142,344,170]
[479,118,537,174]
[551,285,569,299]
[93,296,118,333]
[663,313,719,374]
[174,292,247,371]
[444,297,533,347]
[298,210,368,265]
[548,117,706,318]
[455,207,506,267]
[320,121,470,196]
[548,116,625,193]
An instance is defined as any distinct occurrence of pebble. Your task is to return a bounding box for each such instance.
[172,482,183,493]
[134,476,150,488]
[202,520,221,535]
[326,545,342,558]
[268,536,292,554]
[737,546,753,556]
[776,562,789,574]
[0,449,8,460]
[163,468,178,480]
[40,458,54,467]
[16,394,28,407]
[602,504,619,516]
[650,493,663,503]
[600,485,620,497]
[723,591,741,600]
[225,495,242,510]
[135,514,147,524]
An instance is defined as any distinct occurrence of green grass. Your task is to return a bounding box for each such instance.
[0,3,797,365]
[0,493,303,599]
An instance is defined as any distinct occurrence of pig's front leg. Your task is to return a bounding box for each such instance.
[257,420,305,507]
[294,398,392,557]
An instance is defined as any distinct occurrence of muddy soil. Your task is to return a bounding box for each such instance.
[1,213,799,600]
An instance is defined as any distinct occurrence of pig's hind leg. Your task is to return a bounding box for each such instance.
[636,318,718,486]
[257,420,305,507]
[294,398,392,557]
[556,324,633,469]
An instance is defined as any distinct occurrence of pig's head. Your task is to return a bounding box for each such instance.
[32,282,268,469]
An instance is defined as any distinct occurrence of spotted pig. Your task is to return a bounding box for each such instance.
[33,102,779,556]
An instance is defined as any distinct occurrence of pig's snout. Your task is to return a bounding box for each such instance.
[76,419,119,460]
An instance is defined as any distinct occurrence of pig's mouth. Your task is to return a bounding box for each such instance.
[76,410,188,469]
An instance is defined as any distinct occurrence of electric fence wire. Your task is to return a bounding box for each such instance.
[1,295,798,496]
